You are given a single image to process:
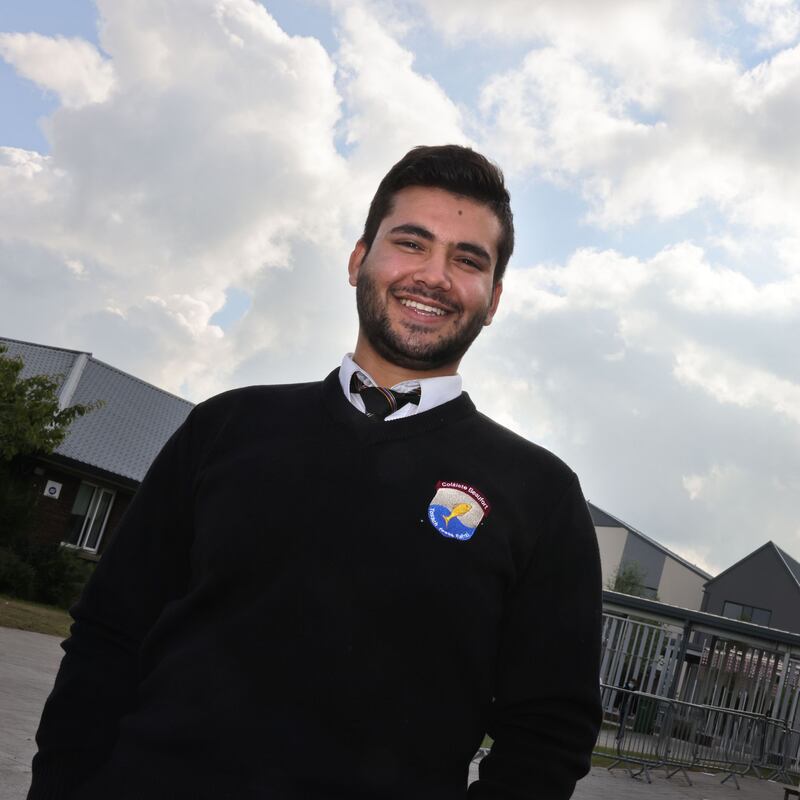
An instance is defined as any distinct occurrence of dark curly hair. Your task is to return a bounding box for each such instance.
[361,145,514,283]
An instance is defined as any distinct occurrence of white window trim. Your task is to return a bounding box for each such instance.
[62,482,116,554]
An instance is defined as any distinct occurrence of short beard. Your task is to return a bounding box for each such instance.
[355,270,490,372]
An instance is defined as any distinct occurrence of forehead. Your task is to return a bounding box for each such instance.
[380,186,502,258]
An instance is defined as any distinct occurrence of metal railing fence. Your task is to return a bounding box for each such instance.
[596,684,800,788]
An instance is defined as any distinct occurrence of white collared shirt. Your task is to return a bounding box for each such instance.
[338,354,462,421]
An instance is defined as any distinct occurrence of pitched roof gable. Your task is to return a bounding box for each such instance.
[705,541,800,593]
[2,335,193,483]
[588,502,713,579]
[775,544,800,591]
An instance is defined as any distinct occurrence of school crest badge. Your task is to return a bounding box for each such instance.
[427,481,491,541]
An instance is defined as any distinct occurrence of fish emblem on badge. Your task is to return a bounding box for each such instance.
[427,481,491,541]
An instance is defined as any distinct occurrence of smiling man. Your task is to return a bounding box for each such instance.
[349,184,502,383]
[29,146,602,800]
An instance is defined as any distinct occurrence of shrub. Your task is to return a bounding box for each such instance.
[0,546,36,599]
[27,543,95,608]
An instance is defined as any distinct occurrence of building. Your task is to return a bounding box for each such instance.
[1,336,193,558]
[701,541,800,635]
[590,503,712,610]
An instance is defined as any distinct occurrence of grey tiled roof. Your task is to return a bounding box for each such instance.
[1,338,77,387]
[1,336,193,483]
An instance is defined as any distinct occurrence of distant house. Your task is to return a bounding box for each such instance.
[701,541,800,634]
[1,336,193,559]
[590,503,712,609]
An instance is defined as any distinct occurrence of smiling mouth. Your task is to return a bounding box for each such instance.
[399,298,448,317]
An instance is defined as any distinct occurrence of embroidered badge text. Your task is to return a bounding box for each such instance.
[427,480,491,541]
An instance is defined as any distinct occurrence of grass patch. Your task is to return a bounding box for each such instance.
[0,594,71,638]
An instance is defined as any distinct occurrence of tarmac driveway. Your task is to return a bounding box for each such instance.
[0,627,63,800]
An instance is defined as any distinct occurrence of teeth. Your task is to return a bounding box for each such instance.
[400,299,446,316]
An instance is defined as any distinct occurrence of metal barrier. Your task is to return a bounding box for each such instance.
[760,722,800,784]
[596,596,800,790]
[595,684,800,788]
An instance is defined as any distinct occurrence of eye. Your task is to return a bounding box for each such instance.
[398,240,423,250]
[457,256,481,269]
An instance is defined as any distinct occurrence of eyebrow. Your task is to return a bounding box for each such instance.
[388,224,492,265]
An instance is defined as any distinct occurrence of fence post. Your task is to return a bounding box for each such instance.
[666,619,692,701]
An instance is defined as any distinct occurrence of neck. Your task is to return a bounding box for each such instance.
[351,337,460,388]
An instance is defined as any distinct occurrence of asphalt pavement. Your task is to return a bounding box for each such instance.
[0,627,64,800]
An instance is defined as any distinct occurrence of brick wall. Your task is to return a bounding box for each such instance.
[29,460,135,557]
[29,464,82,547]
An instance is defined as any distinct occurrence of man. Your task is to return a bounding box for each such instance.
[29,145,602,799]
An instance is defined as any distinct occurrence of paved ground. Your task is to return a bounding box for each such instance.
[2,625,793,799]
[467,760,787,798]
[572,766,787,799]
[0,627,64,800]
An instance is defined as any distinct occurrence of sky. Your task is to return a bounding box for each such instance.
[1,0,799,577]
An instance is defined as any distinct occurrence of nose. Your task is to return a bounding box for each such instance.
[413,246,452,291]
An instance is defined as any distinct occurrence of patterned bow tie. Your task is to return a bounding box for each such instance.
[350,373,421,420]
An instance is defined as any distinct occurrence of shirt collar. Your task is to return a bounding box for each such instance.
[338,354,462,417]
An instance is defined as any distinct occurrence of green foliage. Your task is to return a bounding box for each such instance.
[0,345,100,607]
[26,542,96,607]
[0,535,95,609]
[607,561,657,599]
[0,546,36,598]
[0,345,98,461]
[0,460,37,548]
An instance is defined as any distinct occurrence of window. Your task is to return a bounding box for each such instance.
[722,601,771,627]
[64,482,115,552]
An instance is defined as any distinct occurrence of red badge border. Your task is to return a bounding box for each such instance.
[435,480,491,517]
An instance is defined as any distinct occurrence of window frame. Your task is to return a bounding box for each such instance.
[62,481,116,554]
[721,600,772,627]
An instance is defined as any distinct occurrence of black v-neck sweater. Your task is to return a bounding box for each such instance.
[29,370,602,800]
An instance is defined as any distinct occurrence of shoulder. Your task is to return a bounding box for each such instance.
[461,410,582,514]
[203,380,323,406]
[181,380,324,447]
[195,380,323,418]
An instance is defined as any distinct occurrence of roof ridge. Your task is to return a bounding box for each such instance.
[87,356,195,408]
[1,335,194,407]
[772,542,800,591]
[0,335,90,358]
[703,541,772,586]
[588,502,713,578]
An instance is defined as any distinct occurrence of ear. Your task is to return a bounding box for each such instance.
[348,240,368,287]
[483,280,503,326]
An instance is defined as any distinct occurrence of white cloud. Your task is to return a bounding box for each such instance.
[64,257,87,278]
[0,0,352,397]
[415,0,800,256]
[2,0,800,573]
[0,33,115,108]
[334,2,467,227]
[662,542,720,576]
[673,344,800,424]
[744,0,800,50]
[481,231,799,568]
[337,5,464,155]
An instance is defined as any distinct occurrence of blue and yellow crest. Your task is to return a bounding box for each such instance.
[427,481,491,541]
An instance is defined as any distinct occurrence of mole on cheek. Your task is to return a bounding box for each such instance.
[458,210,463,215]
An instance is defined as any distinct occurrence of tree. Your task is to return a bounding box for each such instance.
[0,345,96,461]
[0,344,99,605]
[607,560,655,599]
